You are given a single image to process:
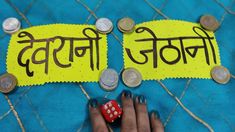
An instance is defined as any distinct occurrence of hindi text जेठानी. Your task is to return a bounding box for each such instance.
[123,20,220,80]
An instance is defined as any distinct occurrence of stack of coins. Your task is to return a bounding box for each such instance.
[2,17,21,34]
[95,18,113,34]
[99,68,119,91]
[117,17,135,33]
[211,66,231,84]
[200,15,220,31]
[122,68,142,88]
[0,73,17,93]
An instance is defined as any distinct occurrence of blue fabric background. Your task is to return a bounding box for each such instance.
[0,0,235,131]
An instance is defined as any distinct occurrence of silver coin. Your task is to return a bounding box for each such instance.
[200,15,219,31]
[0,73,17,93]
[99,68,118,91]
[122,68,142,88]
[2,17,21,34]
[95,18,113,34]
[118,17,135,33]
[211,66,230,84]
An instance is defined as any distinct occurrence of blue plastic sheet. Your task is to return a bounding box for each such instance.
[0,0,235,131]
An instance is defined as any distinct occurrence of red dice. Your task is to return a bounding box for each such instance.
[100,100,122,123]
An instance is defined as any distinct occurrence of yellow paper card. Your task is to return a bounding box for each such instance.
[7,24,107,86]
[123,20,221,80]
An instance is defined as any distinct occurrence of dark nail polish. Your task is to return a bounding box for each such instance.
[138,95,146,104]
[89,99,98,108]
[152,110,160,119]
[122,90,132,98]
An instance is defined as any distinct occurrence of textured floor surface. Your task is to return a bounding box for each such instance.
[0,0,235,131]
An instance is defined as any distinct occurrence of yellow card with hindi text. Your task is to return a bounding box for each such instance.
[7,24,107,86]
[123,20,221,80]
